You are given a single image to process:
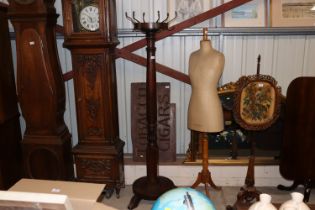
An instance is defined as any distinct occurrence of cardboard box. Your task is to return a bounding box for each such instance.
[0,190,73,210]
[9,179,117,210]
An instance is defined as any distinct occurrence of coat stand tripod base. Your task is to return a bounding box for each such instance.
[126,12,177,209]
[191,132,221,198]
[128,176,175,209]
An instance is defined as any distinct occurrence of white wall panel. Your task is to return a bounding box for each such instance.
[152,0,168,20]
[116,37,147,153]
[119,0,151,29]
[155,36,188,153]
[56,39,78,147]
[273,36,307,94]
[303,36,315,77]
[55,0,63,26]
[241,36,275,75]
[222,36,244,83]
[116,57,129,152]
[118,0,176,28]
[116,0,124,28]
[10,40,26,136]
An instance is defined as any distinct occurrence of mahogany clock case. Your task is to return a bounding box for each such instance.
[8,0,74,180]
[61,0,125,196]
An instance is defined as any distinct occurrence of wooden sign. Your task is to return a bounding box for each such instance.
[131,82,176,162]
[158,103,176,162]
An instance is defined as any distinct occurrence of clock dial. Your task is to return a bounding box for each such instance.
[79,5,99,32]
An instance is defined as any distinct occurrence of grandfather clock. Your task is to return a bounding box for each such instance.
[8,0,74,180]
[61,0,125,197]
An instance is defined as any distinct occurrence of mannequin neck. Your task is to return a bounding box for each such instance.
[199,40,213,53]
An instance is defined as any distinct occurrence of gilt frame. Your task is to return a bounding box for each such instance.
[233,74,282,131]
[271,0,315,27]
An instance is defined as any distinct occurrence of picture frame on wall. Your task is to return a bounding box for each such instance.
[271,0,315,27]
[168,0,214,27]
[222,0,267,27]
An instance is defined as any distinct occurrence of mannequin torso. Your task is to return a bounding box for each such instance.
[188,39,225,132]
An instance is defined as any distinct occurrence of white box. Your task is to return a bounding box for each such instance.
[9,179,117,210]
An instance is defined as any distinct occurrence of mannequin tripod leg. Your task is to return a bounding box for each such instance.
[191,132,221,197]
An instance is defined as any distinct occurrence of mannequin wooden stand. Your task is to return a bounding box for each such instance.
[191,132,221,197]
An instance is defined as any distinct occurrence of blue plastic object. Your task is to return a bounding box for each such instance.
[151,187,216,210]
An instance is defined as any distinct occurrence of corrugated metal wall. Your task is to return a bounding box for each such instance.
[10,0,315,155]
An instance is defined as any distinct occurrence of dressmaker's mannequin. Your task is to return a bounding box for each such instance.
[188,28,225,196]
[188,30,224,132]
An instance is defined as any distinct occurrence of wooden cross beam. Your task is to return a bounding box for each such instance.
[116,48,191,84]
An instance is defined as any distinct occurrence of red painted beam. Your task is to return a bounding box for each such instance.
[56,24,64,35]
[62,71,74,81]
[116,48,190,84]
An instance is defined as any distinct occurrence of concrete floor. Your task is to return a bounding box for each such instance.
[102,185,315,210]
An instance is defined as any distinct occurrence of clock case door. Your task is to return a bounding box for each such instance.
[61,0,124,196]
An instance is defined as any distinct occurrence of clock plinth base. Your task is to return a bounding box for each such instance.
[73,140,125,199]
[127,176,176,209]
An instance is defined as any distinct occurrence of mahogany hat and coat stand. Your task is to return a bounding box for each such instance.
[125,12,177,210]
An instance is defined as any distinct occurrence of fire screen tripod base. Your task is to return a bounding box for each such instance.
[126,12,177,209]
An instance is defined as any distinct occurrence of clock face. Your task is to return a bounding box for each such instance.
[79,5,100,32]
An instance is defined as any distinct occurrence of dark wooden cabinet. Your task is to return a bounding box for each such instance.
[0,2,22,189]
[8,0,74,180]
[61,0,124,197]
[279,77,315,201]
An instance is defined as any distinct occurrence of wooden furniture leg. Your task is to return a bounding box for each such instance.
[226,155,260,210]
[231,131,238,159]
[235,133,261,204]
[278,179,314,203]
[278,180,300,191]
[236,155,261,203]
[191,132,221,197]
[304,179,313,202]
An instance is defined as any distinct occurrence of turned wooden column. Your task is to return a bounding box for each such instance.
[126,12,177,209]
[145,30,158,183]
